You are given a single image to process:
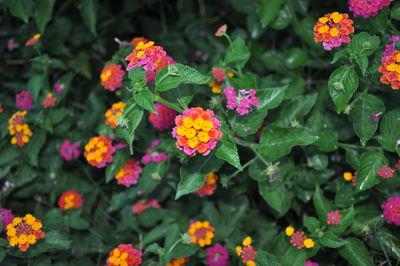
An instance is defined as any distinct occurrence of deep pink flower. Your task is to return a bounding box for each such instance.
[0,209,14,231]
[305,260,319,266]
[327,210,342,225]
[205,243,229,266]
[141,140,168,164]
[349,0,392,18]
[15,91,32,110]
[370,112,382,122]
[290,231,307,250]
[54,82,63,94]
[223,86,259,116]
[148,103,176,131]
[215,24,227,37]
[131,199,160,214]
[60,140,80,161]
[391,35,400,42]
[378,165,395,179]
[7,39,15,51]
[115,159,142,187]
[382,196,400,225]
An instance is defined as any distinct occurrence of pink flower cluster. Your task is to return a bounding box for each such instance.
[223,86,259,116]
[148,103,176,131]
[16,91,32,110]
[305,260,319,266]
[54,81,63,94]
[141,140,168,165]
[205,243,229,266]
[377,165,395,179]
[349,0,392,18]
[0,208,14,231]
[131,199,160,214]
[115,159,142,187]
[327,210,341,225]
[382,196,400,225]
[60,139,81,161]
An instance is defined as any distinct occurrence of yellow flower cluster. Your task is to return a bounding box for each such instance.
[188,221,215,247]
[7,214,45,252]
[8,111,32,147]
[176,117,214,148]
[236,236,256,266]
[105,102,125,128]
[108,249,129,265]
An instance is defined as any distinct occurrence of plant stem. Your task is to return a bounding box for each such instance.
[227,157,257,179]
[154,95,184,113]
[234,138,269,166]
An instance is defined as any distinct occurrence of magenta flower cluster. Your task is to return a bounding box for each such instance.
[60,139,81,161]
[148,103,177,131]
[54,81,63,94]
[381,196,400,225]
[223,86,259,116]
[0,208,14,231]
[349,0,392,18]
[205,243,229,266]
[15,91,32,110]
[141,140,168,165]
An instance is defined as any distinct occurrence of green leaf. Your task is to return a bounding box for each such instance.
[215,120,242,170]
[44,209,63,230]
[339,238,374,266]
[349,32,380,57]
[224,38,251,67]
[308,154,328,170]
[120,102,144,154]
[145,243,165,255]
[127,67,147,92]
[285,47,308,69]
[378,109,400,152]
[176,155,224,199]
[133,88,156,113]
[28,74,45,101]
[45,231,71,250]
[68,52,92,79]
[155,64,210,91]
[273,93,317,127]
[34,0,55,33]
[320,231,346,248]
[356,151,385,192]
[0,248,4,262]
[23,131,46,167]
[331,206,355,233]
[312,186,335,223]
[255,251,280,266]
[282,246,306,266]
[355,56,368,76]
[4,0,29,23]
[236,108,268,137]
[259,182,291,217]
[259,0,284,28]
[79,0,97,35]
[391,3,400,20]
[64,213,90,230]
[372,7,389,32]
[350,93,384,145]
[257,85,288,110]
[303,215,320,233]
[259,126,318,161]
[328,66,359,113]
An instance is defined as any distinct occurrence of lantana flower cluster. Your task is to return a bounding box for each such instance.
[25,34,41,46]
[205,243,229,266]
[60,139,81,161]
[313,12,354,50]
[114,159,142,187]
[349,0,392,18]
[141,140,168,164]
[343,171,357,186]
[6,214,45,252]
[8,111,33,147]
[236,236,256,266]
[285,226,315,250]
[100,64,126,91]
[15,91,32,110]
[224,87,259,116]
[125,40,166,71]
[172,107,222,156]
[58,191,84,211]
[378,165,395,178]
[195,172,218,197]
[42,92,57,108]
[187,220,215,247]
[131,199,160,214]
[208,67,234,94]
[327,210,342,225]
[84,135,116,168]
[106,244,142,266]
[382,196,400,225]
[148,103,176,131]
[105,102,126,128]
[379,40,400,90]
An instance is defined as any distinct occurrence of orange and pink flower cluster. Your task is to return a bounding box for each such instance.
[106,244,142,266]
[313,12,354,50]
[84,135,116,168]
[195,172,218,197]
[58,190,84,211]
[125,40,167,72]
[172,107,222,156]
[114,159,142,187]
[100,64,126,91]
[105,101,126,128]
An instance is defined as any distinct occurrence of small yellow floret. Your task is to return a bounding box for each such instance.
[343,172,352,181]
[285,226,295,236]
[304,238,315,248]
